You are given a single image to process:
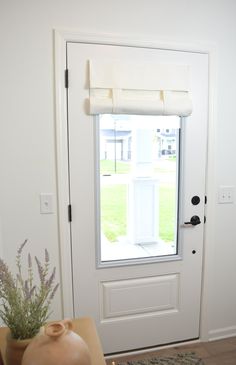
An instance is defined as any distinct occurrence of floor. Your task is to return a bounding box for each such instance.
[105,337,236,365]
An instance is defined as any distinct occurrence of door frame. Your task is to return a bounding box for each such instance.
[54,29,218,343]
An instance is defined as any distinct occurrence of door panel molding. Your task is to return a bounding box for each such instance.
[101,274,179,321]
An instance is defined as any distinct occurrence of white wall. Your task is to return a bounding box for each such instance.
[1,0,236,339]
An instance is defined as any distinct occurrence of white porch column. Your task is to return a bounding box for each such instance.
[128,129,159,244]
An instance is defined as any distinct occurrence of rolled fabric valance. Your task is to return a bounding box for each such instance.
[88,60,192,117]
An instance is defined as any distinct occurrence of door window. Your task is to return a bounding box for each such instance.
[98,114,180,263]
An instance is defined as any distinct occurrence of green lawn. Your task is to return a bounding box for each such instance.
[101,184,176,243]
[159,186,176,242]
[100,185,127,242]
[100,160,131,174]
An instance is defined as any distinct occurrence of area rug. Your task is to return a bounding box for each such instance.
[117,352,205,365]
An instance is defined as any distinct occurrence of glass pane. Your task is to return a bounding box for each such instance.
[98,114,180,263]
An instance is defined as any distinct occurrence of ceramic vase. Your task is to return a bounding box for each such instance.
[5,335,31,365]
[22,319,91,365]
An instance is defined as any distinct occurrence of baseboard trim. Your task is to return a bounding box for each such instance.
[208,326,236,341]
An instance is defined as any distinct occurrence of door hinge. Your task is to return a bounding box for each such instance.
[65,69,69,89]
[205,195,207,204]
[68,204,72,222]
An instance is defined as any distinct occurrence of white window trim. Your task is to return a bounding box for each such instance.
[54,29,218,342]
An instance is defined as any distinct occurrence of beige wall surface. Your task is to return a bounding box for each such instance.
[0,0,236,338]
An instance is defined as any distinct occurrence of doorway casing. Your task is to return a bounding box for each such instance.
[54,29,217,344]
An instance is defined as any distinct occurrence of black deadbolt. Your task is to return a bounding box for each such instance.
[191,196,200,205]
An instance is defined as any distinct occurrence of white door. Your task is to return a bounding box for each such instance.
[66,41,208,354]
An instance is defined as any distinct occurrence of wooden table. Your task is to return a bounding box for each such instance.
[0,317,106,365]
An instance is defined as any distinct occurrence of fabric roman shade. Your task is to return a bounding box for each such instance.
[89,60,192,116]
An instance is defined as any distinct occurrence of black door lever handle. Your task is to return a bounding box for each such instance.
[184,215,201,226]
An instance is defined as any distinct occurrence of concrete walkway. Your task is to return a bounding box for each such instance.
[101,234,176,262]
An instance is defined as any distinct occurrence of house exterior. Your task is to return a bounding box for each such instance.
[100,127,177,161]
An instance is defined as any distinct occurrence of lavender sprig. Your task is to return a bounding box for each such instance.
[49,283,60,301]
[28,253,33,290]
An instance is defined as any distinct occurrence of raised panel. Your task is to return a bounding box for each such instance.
[101,274,179,320]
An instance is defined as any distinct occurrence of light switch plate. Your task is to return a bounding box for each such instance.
[40,194,53,214]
